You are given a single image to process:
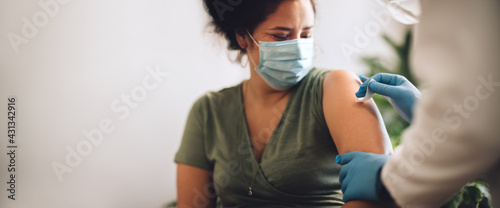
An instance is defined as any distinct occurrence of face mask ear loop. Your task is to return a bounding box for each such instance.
[245,29,260,69]
[245,29,260,48]
[246,49,258,69]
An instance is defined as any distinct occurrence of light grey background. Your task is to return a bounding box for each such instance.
[0,0,405,207]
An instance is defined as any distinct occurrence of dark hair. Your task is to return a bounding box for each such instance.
[203,0,316,62]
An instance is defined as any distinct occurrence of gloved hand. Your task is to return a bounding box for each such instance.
[356,73,421,123]
[336,151,390,202]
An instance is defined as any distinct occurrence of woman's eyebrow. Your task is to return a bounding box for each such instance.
[268,25,314,31]
[303,25,314,30]
[269,26,293,31]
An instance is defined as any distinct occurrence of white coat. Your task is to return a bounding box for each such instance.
[381,0,500,207]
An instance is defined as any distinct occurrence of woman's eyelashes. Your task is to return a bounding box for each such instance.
[270,33,312,41]
[301,34,312,39]
[272,34,288,41]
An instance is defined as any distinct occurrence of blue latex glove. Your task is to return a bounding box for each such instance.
[356,73,421,123]
[336,151,390,202]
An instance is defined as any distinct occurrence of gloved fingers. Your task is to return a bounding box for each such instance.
[342,186,348,202]
[340,177,347,194]
[342,185,356,202]
[355,78,371,98]
[341,186,349,202]
[339,165,348,184]
[371,73,402,86]
[335,151,360,165]
[355,87,367,98]
[359,74,369,82]
[340,169,352,194]
[367,80,401,99]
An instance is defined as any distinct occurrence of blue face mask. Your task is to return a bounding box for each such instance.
[246,30,314,91]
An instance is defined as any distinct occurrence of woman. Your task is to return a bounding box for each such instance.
[175,0,396,207]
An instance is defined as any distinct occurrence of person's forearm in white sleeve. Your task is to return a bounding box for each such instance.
[381,0,500,207]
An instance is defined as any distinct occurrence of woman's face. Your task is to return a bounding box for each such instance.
[243,0,315,65]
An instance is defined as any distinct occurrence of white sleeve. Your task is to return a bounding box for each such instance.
[381,0,500,207]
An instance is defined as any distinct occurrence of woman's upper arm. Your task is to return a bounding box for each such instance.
[177,163,216,208]
[323,70,393,155]
[323,70,395,207]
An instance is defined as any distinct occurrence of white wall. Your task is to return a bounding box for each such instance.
[0,0,405,207]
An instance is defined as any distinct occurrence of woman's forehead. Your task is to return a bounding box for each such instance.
[257,0,315,31]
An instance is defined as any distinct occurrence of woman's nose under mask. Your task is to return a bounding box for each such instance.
[246,29,315,91]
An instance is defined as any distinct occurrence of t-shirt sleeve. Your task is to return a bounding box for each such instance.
[310,68,331,131]
[174,95,212,171]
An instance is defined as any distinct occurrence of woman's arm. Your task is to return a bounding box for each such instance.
[177,163,216,208]
[323,70,392,155]
[322,70,396,207]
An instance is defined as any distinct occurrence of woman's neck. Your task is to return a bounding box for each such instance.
[243,69,291,107]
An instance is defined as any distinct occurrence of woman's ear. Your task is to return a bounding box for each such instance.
[235,28,248,50]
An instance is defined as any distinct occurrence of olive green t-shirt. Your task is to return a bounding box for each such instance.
[175,68,344,207]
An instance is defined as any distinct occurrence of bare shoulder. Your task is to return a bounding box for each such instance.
[324,69,358,80]
[323,69,361,102]
[322,69,392,155]
[323,69,359,85]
